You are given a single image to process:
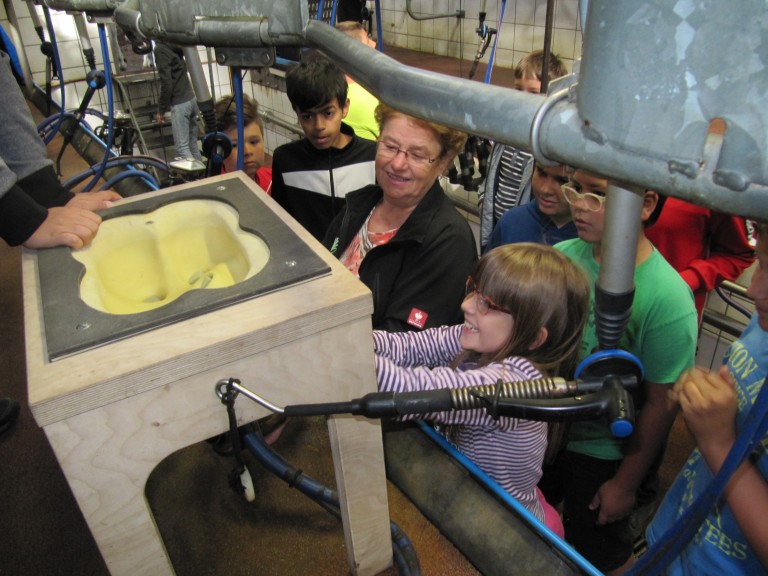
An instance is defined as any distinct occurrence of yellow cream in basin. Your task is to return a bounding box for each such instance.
[73,199,269,315]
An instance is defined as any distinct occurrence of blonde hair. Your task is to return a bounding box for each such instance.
[457,243,590,377]
[374,102,467,159]
[335,20,367,40]
[514,49,568,84]
[214,93,263,133]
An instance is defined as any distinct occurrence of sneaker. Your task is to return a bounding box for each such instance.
[0,398,20,436]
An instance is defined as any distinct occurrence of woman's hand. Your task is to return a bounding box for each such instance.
[23,206,102,249]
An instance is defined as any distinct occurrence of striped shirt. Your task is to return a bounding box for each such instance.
[374,325,548,522]
[493,147,533,222]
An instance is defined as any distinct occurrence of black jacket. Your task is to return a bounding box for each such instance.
[324,180,478,332]
[271,123,376,241]
[154,42,195,114]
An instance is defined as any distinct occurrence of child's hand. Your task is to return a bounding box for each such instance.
[589,477,636,525]
[671,366,738,457]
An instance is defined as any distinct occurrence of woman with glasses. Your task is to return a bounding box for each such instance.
[373,243,590,533]
[324,102,478,331]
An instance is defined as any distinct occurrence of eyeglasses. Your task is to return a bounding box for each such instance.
[376,140,438,167]
[465,277,508,315]
[561,182,607,212]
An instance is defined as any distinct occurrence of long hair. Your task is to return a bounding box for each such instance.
[456,243,590,378]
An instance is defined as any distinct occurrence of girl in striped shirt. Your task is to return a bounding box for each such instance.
[374,243,590,534]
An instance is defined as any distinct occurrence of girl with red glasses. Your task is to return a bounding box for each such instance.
[374,243,590,535]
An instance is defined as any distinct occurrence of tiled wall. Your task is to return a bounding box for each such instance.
[1,0,583,156]
[379,0,582,75]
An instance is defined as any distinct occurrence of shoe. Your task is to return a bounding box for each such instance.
[0,398,20,436]
[256,413,288,445]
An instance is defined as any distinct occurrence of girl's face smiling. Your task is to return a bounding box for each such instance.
[459,288,514,354]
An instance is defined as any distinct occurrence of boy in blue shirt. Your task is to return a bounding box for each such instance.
[484,162,576,251]
[647,221,767,575]
[271,57,376,241]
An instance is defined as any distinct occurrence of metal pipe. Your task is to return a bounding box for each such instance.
[101,0,768,221]
[540,0,555,94]
[405,0,464,22]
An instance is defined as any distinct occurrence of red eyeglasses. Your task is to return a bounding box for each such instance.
[464,277,509,315]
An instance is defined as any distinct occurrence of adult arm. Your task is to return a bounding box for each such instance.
[154,45,173,121]
[671,366,768,568]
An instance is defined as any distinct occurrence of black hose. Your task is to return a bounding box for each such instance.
[241,425,421,576]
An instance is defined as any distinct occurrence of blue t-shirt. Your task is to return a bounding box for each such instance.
[647,315,768,575]
[484,201,577,253]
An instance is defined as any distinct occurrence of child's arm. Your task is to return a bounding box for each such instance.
[375,353,540,430]
[373,326,462,367]
[589,380,678,525]
[672,366,768,567]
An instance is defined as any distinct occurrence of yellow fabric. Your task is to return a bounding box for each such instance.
[345,83,379,141]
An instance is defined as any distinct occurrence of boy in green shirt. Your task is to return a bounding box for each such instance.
[545,170,698,575]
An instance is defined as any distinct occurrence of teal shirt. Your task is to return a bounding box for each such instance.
[556,238,698,460]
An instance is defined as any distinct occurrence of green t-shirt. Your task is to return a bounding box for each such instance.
[556,238,698,460]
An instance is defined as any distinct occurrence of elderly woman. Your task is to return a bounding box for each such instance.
[324,102,478,331]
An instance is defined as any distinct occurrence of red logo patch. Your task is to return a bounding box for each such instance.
[407,308,428,329]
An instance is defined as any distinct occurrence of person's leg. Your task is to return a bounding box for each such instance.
[0,398,20,436]
[170,100,194,160]
[561,451,635,573]
[187,102,203,162]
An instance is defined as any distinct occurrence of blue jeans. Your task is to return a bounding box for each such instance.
[170,97,202,161]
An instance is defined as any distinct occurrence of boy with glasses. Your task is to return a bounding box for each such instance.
[271,57,376,241]
[542,169,699,575]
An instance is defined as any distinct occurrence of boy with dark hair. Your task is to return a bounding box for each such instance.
[483,162,576,251]
[544,170,698,575]
[271,58,376,240]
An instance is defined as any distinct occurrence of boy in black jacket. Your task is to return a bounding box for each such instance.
[271,57,376,241]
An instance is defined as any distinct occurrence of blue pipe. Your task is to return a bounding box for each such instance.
[82,24,115,192]
[374,0,384,54]
[415,420,603,576]
[242,427,421,575]
[98,168,159,191]
[330,0,338,26]
[41,5,65,144]
[483,0,506,85]
[63,157,169,190]
[627,375,768,575]
[231,68,244,172]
